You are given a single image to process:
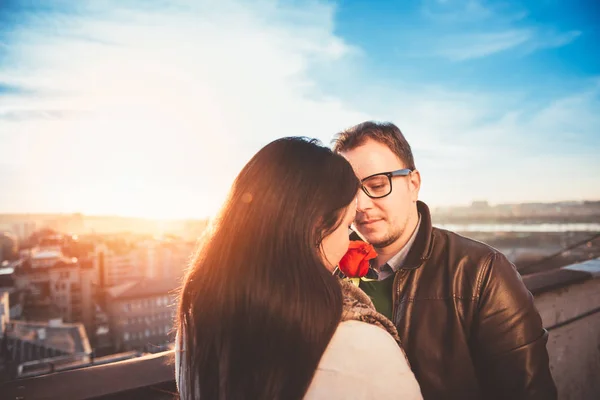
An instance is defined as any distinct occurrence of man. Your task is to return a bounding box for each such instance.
[333,121,556,400]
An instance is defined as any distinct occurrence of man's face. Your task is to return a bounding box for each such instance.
[340,139,420,249]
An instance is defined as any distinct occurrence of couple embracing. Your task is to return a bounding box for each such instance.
[175,121,557,400]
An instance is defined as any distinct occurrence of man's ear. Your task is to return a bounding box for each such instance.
[409,169,421,202]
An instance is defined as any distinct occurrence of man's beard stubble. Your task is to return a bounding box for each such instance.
[364,222,404,249]
[371,231,402,249]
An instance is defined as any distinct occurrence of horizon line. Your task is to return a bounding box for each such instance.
[0,198,599,223]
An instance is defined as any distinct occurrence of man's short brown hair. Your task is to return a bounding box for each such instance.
[332,121,416,170]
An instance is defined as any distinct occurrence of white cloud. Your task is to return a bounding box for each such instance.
[422,0,523,24]
[432,28,582,61]
[436,29,532,61]
[0,0,369,218]
[419,0,581,61]
[0,0,597,218]
[524,30,582,53]
[342,75,600,207]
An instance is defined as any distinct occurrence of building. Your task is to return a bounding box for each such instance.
[91,238,194,288]
[0,262,25,322]
[93,243,142,288]
[14,249,95,337]
[10,221,36,241]
[0,319,92,381]
[0,290,8,337]
[0,232,19,263]
[137,239,195,282]
[104,277,178,353]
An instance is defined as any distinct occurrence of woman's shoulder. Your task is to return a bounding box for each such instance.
[332,320,397,345]
[322,320,406,368]
[304,321,423,399]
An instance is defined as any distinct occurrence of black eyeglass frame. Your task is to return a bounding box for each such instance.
[360,168,413,199]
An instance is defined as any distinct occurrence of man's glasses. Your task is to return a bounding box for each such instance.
[360,168,413,199]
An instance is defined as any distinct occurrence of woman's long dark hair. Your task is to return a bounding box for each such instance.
[177,137,360,399]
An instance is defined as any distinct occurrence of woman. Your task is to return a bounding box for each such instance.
[176,137,422,399]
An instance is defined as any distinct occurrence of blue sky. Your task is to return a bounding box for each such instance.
[0,0,599,219]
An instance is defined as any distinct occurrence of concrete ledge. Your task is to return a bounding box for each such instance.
[531,270,599,329]
[530,260,600,400]
[523,268,593,296]
[0,350,176,400]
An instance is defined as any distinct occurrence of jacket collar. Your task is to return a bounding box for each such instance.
[402,200,433,270]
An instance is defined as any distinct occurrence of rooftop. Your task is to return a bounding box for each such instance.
[31,249,62,260]
[1,259,599,399]
[0,267,15,276]
[5,320,91,355]
[106,277,180,301]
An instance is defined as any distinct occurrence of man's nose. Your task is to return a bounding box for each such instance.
[356,189,374,212]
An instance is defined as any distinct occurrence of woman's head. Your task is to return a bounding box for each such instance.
[177,137,359,400]
[320,198,357,270]
[216,136,359,266]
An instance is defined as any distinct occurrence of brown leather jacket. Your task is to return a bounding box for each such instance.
[367,201,557,400]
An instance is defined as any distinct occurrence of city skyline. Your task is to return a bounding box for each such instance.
[2,197,599,226]
[1,0,599,219]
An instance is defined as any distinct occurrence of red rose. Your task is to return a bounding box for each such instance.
[338,241,377,278]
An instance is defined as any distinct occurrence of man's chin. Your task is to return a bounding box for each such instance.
[359,232,400,249]
[357,233,387,248]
